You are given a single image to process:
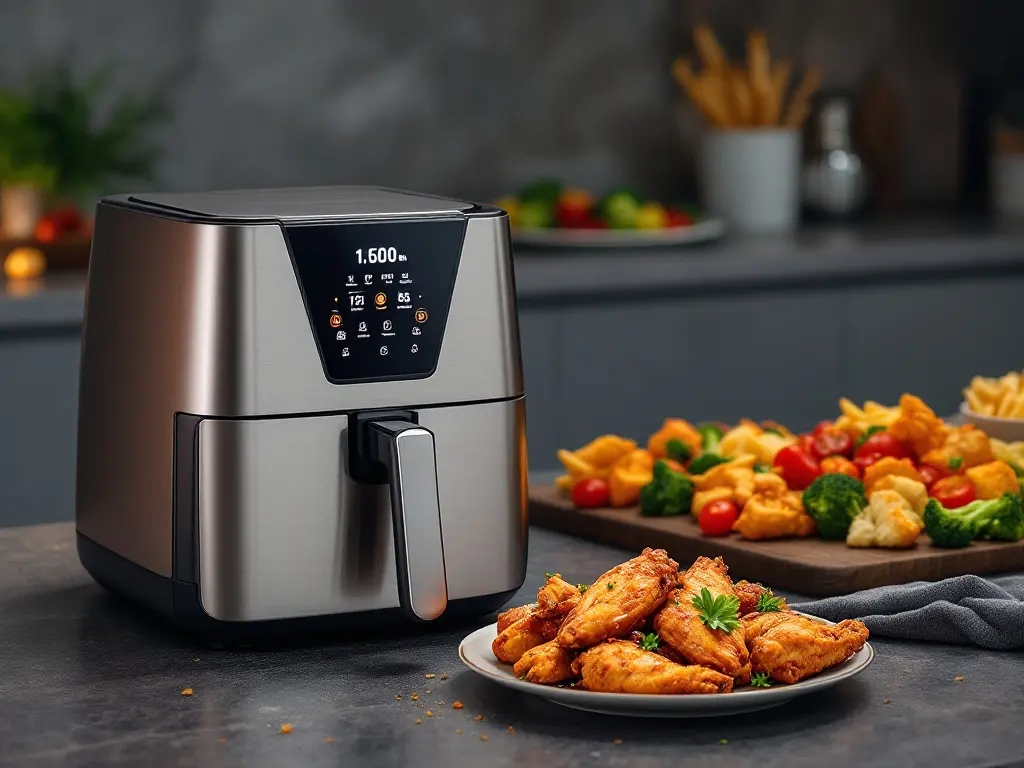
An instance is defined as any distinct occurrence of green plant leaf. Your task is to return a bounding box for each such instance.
[691,587,741,633]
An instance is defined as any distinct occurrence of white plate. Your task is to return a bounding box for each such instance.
[511,218,725,249]
[458,613,873,719]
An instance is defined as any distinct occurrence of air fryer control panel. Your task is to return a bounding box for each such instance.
[285,218,466,384]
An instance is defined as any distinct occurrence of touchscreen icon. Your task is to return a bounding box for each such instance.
[336,330,346,341]
[347,275,355,284]
[379,346,389,356]
[341,347,350,357]
[410,344,419,354]
[411,326,421,336]
[374,292,387,307]
[364,274,373,284]
[329,314,342,328]
[358,321,367,332]
[382,319,392,331]
[415,308,428,323]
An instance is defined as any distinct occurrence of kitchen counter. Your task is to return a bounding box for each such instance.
[1,523,1022,767]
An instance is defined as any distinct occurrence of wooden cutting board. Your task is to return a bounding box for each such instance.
[529,485,1024,596]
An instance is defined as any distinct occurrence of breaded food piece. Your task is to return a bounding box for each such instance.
[654,557,750,679]
[733,488,816,540]
[869,475,928,519]
[497,603,536,633]
[536,575,582,618]
[571,640,733,694]
[733,580,788,616]
[846,489,923,549]
[965,460,1020,500]
[557,548,678,650]
[920,425,994,471]
[492,615,562,664]
[889,394,948,457]
[863,457,922,494]
[744,611,869,684]
[512,640,576,684]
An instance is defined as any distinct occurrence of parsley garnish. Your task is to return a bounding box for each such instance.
[577,583,589,594]
[856,425,886,447]
[947,456,963,471]
[606,582,616,590]
[753,462,771,473]
[639,632,660,651]
[750,672,772,688]
[544,571,560,580]
[756,592,784,613]
[691,588,741,632]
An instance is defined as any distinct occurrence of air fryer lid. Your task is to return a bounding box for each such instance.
[126,186,475,222]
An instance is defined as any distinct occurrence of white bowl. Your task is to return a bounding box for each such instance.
[959,401,1024,442]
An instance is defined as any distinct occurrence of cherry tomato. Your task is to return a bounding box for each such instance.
[853,452,884,473]
[798,433,816,455]
[773,445,823,490]
[572,477,610,508]
[812,420,835,438]
[917,463,951,489]
[699,499,739,536]
[930,476,976,509]
[567,216,607,230]
[854,431,908,461]
[820,456,861,479]
[554,190,594,228]
[667,209,694,227]
[811,429,853,460]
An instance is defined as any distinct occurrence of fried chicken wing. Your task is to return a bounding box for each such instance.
[571,640,733,694]
[496,603,536,633]
[536,575,582,618]
[744,611,869,684]
[492,615,563,664]
[556,548,678,650]
[512,640,576,684]
[733,580,788,616]
[653,557,750,679]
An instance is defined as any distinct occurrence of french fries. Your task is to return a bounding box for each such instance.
[672,25,819,129]
[963,370,1024,419]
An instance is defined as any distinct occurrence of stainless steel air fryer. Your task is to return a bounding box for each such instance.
[75,186,528,640]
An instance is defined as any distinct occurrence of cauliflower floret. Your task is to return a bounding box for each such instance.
[718,424,794,465]
[733,489,815,540]
[919,425,994,470]
[888,394,949,457]
[869,475,928,520]
[690,458,757,515]
[862,457,922,494]
[846,489,923,549]
[965,460,1020,500]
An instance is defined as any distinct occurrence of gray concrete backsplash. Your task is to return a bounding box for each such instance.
[0,0,1013,205]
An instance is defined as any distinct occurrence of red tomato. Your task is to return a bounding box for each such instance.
[854,431,908,461]
[567,216,607,230]
[773,445,823,490]
[699,499,739,536]
[667,209,694,227]
[798,433,816,455]
[820,456,861,479]
[555,190,594,228]
[853,452,884,473]
[930,476,976,509]
[811,429,853,460]
[917,463,950,488]
[572,477,610,508]
[812,420,835,438]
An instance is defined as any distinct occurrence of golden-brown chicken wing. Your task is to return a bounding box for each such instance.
[733,580,788,616]
[732,480,816,541]
[571,640,733,694]
[492,615,563,664]
[496,603,536,633]
[536,575,582,618]
[512,640,576,684]
[744,611,869,684]
[556,548,678,650]
[653,557,750,679]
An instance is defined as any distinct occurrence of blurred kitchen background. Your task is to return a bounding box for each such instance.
[3,0,1024,526]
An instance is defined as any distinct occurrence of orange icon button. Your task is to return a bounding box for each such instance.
[415,308,428,323]
[374,292,387,307]
[329,314,342,328]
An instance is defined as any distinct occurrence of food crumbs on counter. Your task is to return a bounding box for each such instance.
[436,701,445,706]
[453,701,464,710]
[410,693,420,701]
[425,673,436,679]
[415,718,423,725]
[326,737,334,744]
[456,728,462,735]
[473,714,484,722]
[425,690,431,694]
[883,699,891,705]
[954,676,965,682]
[720,739,729,746]
[181,688,193,696]
[192,658,200,662]
[440,673,449,680]
[280,724,293,735]
[218,738,227,744]
[613,739,622,746]
[426,711,434,718]
[395,695,401,700]
[481,735,489,742]
[507,726,516,735]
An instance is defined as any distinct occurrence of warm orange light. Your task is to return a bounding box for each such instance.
[3,247,46,280]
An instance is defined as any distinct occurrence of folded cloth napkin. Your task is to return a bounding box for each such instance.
[793,574,1024,650]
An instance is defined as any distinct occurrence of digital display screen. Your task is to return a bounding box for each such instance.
[285,218,466,384]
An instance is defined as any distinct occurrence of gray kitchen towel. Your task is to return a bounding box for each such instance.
[793,574,1024,650]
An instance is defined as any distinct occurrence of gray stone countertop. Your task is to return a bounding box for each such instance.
[5,219,1024,329]
[1,522,1022,768]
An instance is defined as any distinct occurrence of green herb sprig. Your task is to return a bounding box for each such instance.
[856,425,886,447]
[577,583,589,594]
[606,582,616,590]
[691,588,740,633]
[639,632,660,651]
[756,592,785,613]
[750,672,772,688]
[947,456,964,471]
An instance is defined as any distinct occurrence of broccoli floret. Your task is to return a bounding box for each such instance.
[640,460,695,517]
[665,438,692,463]
[923,499,977,548]
[802,474,868,541]
[687,453,730,475]
[966,493,1024,542]
[697,423,724,452]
